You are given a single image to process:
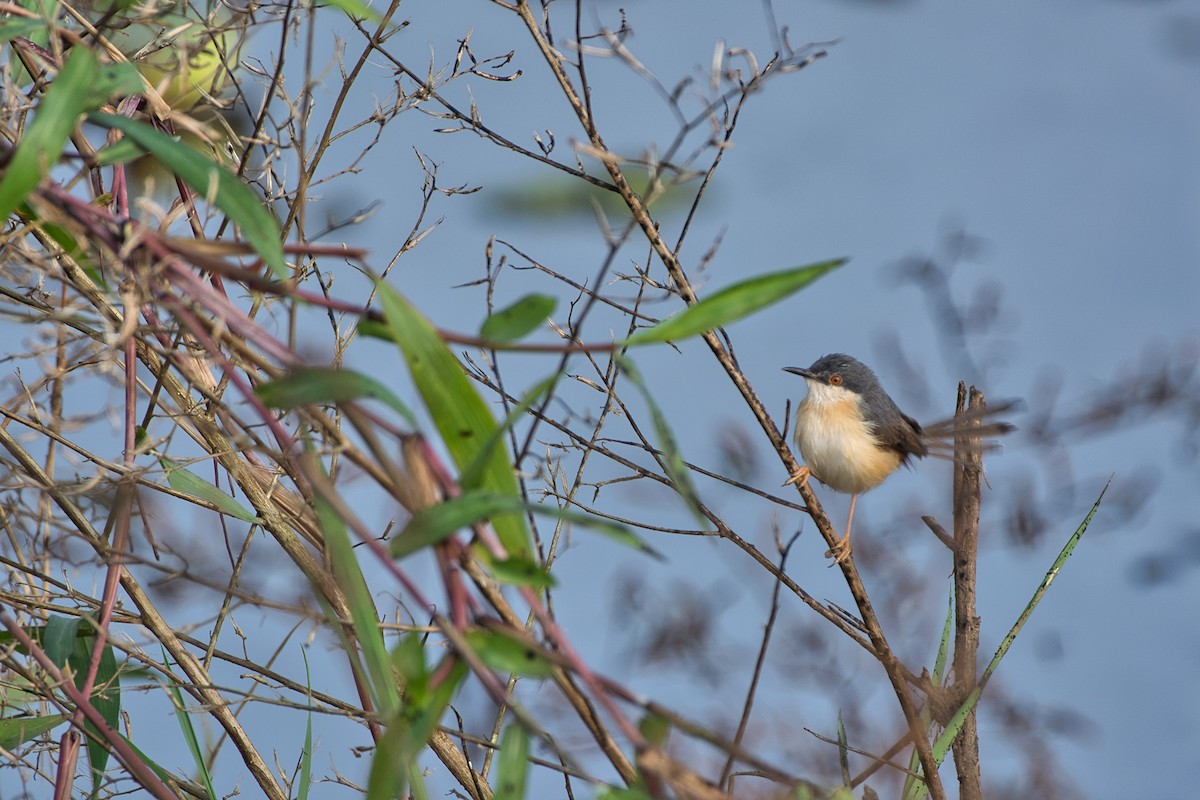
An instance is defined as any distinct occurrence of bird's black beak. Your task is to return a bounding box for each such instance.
[783,366,818,381]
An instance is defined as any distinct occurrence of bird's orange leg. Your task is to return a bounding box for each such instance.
[826,493,857,564]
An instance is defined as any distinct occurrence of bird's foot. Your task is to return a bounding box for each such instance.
[784,465,812,488]
[825,532,853,565]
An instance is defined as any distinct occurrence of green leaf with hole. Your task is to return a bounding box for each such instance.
[159,458,257,523]
[376,281,533,560]
[0,48,141,222]
[90,112,287,278]
[256,366,416,425]
[625,258,846,345]
[480,294,556,343]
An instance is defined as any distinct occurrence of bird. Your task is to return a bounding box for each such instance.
[783,353,1012,563]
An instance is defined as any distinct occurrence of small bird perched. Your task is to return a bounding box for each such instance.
[784,353,1011,563]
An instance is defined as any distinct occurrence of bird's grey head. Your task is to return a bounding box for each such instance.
[783,353,882,396]
[783,353,913,430]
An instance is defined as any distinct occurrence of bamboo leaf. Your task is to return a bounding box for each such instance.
[625,259,846,345]
[0,713,66,749]
[159,458,257,523]
[375,281,533,559]
[494,723,531,800]
[480,294,556,343]
[0,49,140,221]
[256,366,416,425]
[90,112,287,278]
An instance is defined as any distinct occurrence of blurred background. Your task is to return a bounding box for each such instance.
[313,2,1196,794]
[3,0,1198,797]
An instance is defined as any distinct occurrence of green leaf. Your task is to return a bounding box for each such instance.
[482,554,555,590]
[296,648,314,800]
[90,112,287,278]
[43,615,82,667]
[313,477,399,718]
[480,294,556,343]
[256,366,416,425]
[162,648,217,800]
[159,458,258,523]
[638,712,670,747]
[624,259,846,345]
[392,490,657,564]
[375,281,533,560]
[918,482,1107,794]
[94,137,149,167]
[463,631,555,679]
[367,659,466,800]
[0,17,45,44]
[460,374,558,490]
[392,491,527,559]
[0,48,141,221]
[82,638,120,792]
[617,356,705,527]
[494,724,531,800]
[391,632,427,686]
[321,0,384,22]
[0,713,67,749]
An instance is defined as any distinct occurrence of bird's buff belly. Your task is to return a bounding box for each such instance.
[794,402,903,494]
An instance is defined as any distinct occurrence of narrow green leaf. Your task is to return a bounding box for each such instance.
[392,491,526,559]
[494,723,531,800]
[356,317,393,341]
[460,374,558,490]
[375,281,532,559]
[159,457,257,523]
[368,659,466,800]
[391,632,427,687]
[464,631,555,679]
[90,112,287,278]
[314,483,399,717]
[624,259,846,345]
[925,482,1106,777]
[525,504,661,559]
[118,733,187,789]
[94,137,148,167]
[482,554,555,590]
[480,294,556,343]
[0,714,67,749]
[836,710,850,786]
[0,18,45,44]
[296,648,314,800]
[0,49,141,221]
[617,357,705,527]
[393,489,656,563]
[161,648,217,800]
[593,787,657,800]
[256,366,417,425]
[366,723,413,800]
[321,0,384,22]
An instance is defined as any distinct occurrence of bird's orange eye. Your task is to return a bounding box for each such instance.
[829,373,843,386]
